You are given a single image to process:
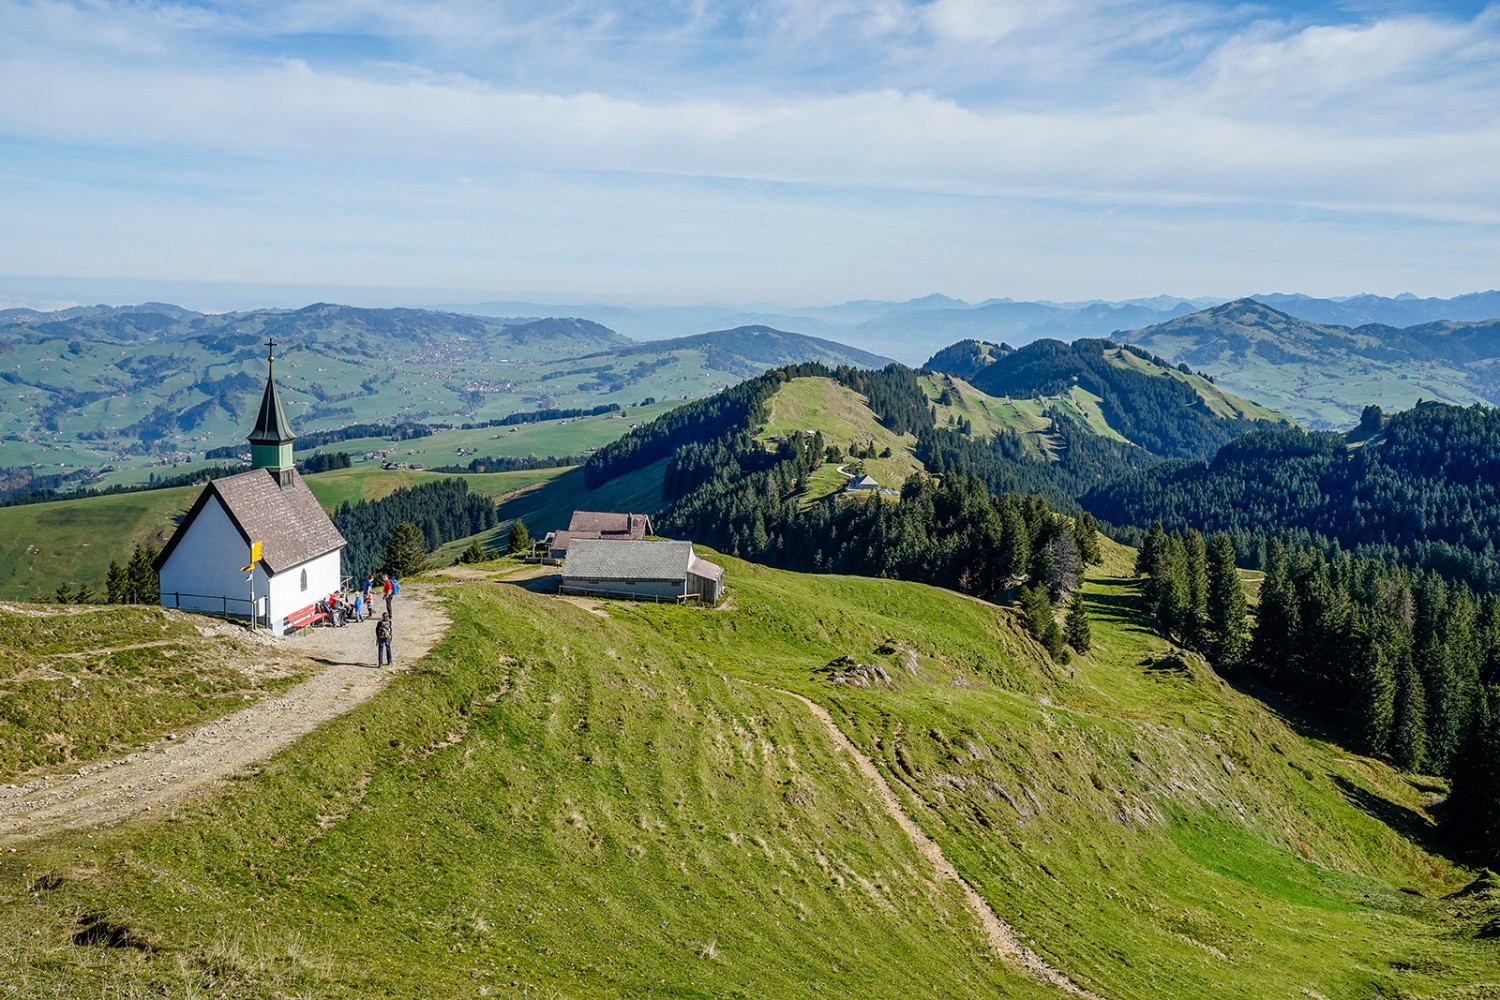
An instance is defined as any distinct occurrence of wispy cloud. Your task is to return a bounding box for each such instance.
[0,0,1497,304]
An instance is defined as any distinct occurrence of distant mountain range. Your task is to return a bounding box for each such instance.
[438,289,1500,365]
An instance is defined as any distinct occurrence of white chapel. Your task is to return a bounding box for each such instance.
[155,341,346,634]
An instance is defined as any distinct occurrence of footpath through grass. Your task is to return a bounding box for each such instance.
[1,558,1496,998]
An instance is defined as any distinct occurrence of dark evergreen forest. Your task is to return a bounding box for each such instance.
[333,479,497,580]
[1085,402,1500,589]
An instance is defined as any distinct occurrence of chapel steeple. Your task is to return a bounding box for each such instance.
[248,338,296,486]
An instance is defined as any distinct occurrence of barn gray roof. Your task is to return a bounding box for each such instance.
[564,539,696,581]
[155,468,345,574]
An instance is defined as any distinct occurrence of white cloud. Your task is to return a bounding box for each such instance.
[2,0,1499,301]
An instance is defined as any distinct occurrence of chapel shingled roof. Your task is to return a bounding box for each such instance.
[154,469,345,574]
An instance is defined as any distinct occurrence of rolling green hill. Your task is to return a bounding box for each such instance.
[926,336,1287,461]
[1,556,1494,997]
[1128,299,1493,429]
[0,305,892,493]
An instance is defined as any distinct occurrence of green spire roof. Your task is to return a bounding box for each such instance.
[247,339,295,446]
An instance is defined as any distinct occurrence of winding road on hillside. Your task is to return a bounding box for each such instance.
[0,587,449,845]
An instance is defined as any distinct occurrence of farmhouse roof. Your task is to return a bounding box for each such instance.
[154,468,345,574]
[567,510,652,539]
[852,474,879,488]
[564,538,694,581]
[247,345,295,445]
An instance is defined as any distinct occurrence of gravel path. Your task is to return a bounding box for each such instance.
[758,681,1104,998]
[0,586,449,845]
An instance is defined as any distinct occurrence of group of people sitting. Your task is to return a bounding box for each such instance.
[315,587,368,627]
[309,575,397,628]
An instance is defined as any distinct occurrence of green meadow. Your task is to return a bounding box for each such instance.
[1,555,1495,997]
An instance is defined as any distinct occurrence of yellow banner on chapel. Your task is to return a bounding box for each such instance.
[242,540,263,572]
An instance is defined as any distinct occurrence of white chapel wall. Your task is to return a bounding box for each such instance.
[158,496,265,619]
[265,548,342,634]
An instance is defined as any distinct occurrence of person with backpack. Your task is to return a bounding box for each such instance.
[375,612,393,666]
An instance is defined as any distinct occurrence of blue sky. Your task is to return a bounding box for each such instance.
[1,0,1497,311]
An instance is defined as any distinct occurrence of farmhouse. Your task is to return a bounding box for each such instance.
[561,538,724,604]
[155,342,346,634]
[547,509,654,559]
[846,473,880,491]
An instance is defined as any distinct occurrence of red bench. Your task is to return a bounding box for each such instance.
[284,602,328,632]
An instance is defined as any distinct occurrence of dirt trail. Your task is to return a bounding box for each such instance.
[0,586,449,845]
[759,682,1104,998]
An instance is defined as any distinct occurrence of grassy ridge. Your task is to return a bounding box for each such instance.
[758,376,923,491]
[2,559,1495,997]
[0,578,1054,999]
[0,604,305,776]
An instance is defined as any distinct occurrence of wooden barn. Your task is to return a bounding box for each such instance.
[560,539,723,604]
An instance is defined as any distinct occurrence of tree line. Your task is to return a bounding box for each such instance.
[333,479,497,580]
[1135,524,1500,865]
[1086,402,1500,590]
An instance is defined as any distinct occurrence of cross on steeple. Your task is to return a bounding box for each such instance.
[248,336,295,483]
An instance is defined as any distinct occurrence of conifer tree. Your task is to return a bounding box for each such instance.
[1064,591,1092,653]
[459,539,486,564]
[1042,619,1067,660]
[125,543,160,604]
[1206,534,1249,672]
[1392,660,1429,772]
[105,559,130,603]
[1019,582,1053,642]
[1449,686,1500,865]
[998,501,1030,583]
[1183,529,1210,650]
[1348,611,1397,758]
[1144,533,1189,640]
[508,519,531,556]
[1072,511,1102,566]
[384,521,430,578]
[1041,530,1081,600]
[1252,540,1299,682]
[1136,522,1167,577]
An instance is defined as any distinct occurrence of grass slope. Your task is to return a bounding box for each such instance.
[0,487,193,601]
[1102,346,1288,423]
[0,603,305,776]
[0,578,1054,999]
[1,558,1495,997]
[758,377,923,496]
[923,373,1133,457]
